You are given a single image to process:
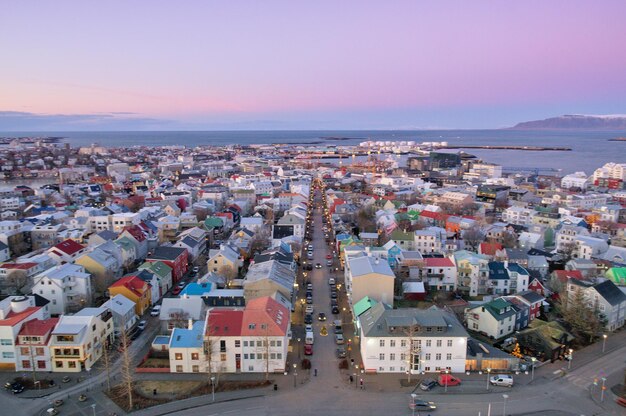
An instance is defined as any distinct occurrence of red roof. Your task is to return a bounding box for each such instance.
[553,270,584,283]
[207,310,244,337]
[0,306,39,327]
[480,242,503,256]
[241,297,289,336]
[424,257,455,268]
[50,239,85,256]
[420,210,449,221]
[0,262,37,270]
[123,225,147,242]
[110,275,148,297]
[16,318,59,344]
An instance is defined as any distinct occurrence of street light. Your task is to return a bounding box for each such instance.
[568,349,573,370]
[600,377,607,402]
[445,370,449,393]
[210,376,215,402]
[502,394,509,416]
[410,393,417,416]
[91,403,96,416]
[486,368,491,390]
[297,338,301,359]
[530,357,536,381]
[293,363,297,388]
[602,334,607,353]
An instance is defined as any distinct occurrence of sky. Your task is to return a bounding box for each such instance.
[1,1,626,130]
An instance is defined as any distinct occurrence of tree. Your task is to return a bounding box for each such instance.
[203,319,221,387]
[168,310,190,332]
[119,331,134,410]
[217,265,238,288]
[559,242,578,263]
[402,325,420,383]
[1,270,31,295]
[97,334,113,392]
[249,229,271,257]
[355,207,376,233]
[463,224,485,252]
[501,231,518,249]
[556,287,604,343]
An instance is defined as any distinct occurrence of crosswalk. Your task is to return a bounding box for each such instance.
[562,372,593,390]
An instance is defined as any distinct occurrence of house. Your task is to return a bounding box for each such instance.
[487,262,530,295]
[501,296,530,331]
[46,239,87,264]
[414,229,443,254]
[513,290,545,321]
[0,262,43,297]
[169,320,205,373]
[345,254,396,307]
[0,241,9,262]
[120,224,149,260]
[606,267,626,286]
[528,278,550,298]
[102,294,137,336]
[243,260,295,300]
[75,246,121,295]
[109,275,151,316]
[146,246,189,284]
[567,279,626,331]
[402,281,427,301]
[0,295,50,370]
[422,257,457,291]
[14,317,59,372]
[138,261,173,298]
[454,250,491,297]
[32,263,93,315]
[208,244,242,275]
[465,338,520,372]
[465,298,517,340]
[358,303,468,374]
[134,269,161,305]
[515,319,574,363]
[159,295,206,333]
[114,237,138,271]
[174,227,207,262]
[276,209,306,240]
[49,308,114,372]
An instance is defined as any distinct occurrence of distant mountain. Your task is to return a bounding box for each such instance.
[511,114,626,130]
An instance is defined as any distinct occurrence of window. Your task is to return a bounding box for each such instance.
[425,340,431,347]
[244,354,249,359]
[22,360,30,369]
[379,353,385,360]
[436,340,442,347]
[20,347,29,355]
[256,341,262,347]
[220,340,226,352]
[68,361,76,368]
[435,353,441,360]
[400,353,406,361]
[390,353,396,361]
[55,361,63,368]
[175,353,183,360]
[243,341,248,347]
[2,352,14,359]
[248,365,254,371]
[250,353,255,359]
[425,353,431,360]
[192,365,199,373]
[0,339,12,346]
[277,340,282,347]
[270,353,276,359]
[235,340,241,348]
[447,340,453,347]
[176,365,183,373]
[37,360,46,369]
[379,340,385,347]
[277,353,282,359]
[221,353,226,362]
[472,323,479,330]
[191,353,199,360]
[390,340,396,347]
[400,340,407,348]
[446,353,452,360]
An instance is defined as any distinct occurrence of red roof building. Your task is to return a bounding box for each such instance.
[47,239,86,264]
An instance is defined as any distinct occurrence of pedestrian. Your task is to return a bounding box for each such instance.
[360,378,363,389]
[314,369,317,376]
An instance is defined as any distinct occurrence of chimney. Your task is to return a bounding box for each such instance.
[504,260,509,268]
[188,319,194,330]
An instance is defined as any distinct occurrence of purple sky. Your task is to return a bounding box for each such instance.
[1,1,626,130]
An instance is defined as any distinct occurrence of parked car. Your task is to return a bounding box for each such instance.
[331,306,340,314]
[326,260,333,266]
[192,266,200,274]
[490,375,514,387]
[335,333,344,344]
[304,344,313,356]
[10,382,24,394]
[305,324,313,332]
[328,277,335,285]
[336,346,347,358]
[307,283,313,291]
[150,305,161,316]
[137,320,147,331]
[304,314,313,324]
[326,254,332,259]
[437,373,461,386]
[171,286,182,295]
[419,378,437,391]
[305,305,314,314]
[177,280,186,288]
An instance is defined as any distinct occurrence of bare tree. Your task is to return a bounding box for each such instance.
[97,335,112,392]
[501,231,518,249]
[2,270,31,295]
[217,265,238,288]
[556,287,604,343]
[203,318,224,387]
[463,224,485,252]
[402,325,420,383]
[119,331,134,410]
[559,242,578,263]
[168,310,190,332]
[250,229,271,256]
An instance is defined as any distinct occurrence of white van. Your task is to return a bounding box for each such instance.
[328,277,335,285]
[489,375,514,387]
[305,331,314,345]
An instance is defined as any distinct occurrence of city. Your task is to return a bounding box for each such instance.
[1,2,626,416]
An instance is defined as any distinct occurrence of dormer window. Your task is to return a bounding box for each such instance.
[248,324,256,330]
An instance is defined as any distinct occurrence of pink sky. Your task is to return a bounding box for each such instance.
[1,1,626,129]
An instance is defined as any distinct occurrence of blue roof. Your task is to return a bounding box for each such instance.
[488,262,509,280]
[170,321,204,348]
[153,335,170,345]
[507,263,529,275]
[180,282,213,297]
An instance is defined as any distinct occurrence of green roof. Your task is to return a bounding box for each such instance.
[606,267,626,285]
[407,210,421,221]
[139,261,172,278]
[390,228,412,241]
[353,296,378,317]
[204,217,224,228]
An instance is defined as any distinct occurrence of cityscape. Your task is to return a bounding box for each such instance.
[1,2,626,416]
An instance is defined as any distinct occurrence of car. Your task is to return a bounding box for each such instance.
[10,382,24,394]
[304,314,313,324]
[305,324,313,332]
[171,286,182,295]
[335,333,344,344]
[305,305,314,314]
[410,400,437,411]
[307,283,313,291]
[326,260,333,266]
[315,263,322,269]
[137,320,147,331]
[419,378,438,391]
[304,344,313,355]
[306,296,313,304]
[305,264,313,271]
[317,312,326,321]
[328,277,335,285]
[177,280,186,288]
[307,245,313,251]
[130,330,141,341]
[192,266,200,274]
[330,291,337,299]
[331,306,340,314]
[336,346,347,358]
[326,254,332,260]
[150,305,161,316]
[489,375,514,387]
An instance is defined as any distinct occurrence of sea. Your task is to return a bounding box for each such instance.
[1,129,625,181]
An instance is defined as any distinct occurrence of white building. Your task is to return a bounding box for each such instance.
[358,303,468,374]
[33,263,93,315]
[501,207,536,227]
[413,230,443,254]
[561,172,589,190]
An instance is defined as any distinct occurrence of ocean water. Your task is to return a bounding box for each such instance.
[1,129,625,175]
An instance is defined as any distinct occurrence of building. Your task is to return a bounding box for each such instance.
[566,279,626,331]
[345,255,395,307]
[46,239,87,264]
[358,303,468,374]
[32,263,93,315]
[14,317,59,372]
[422,257,457,291]
[102,294,137,337]
[108,275,151,316]
[561,172,589,190]
[465,298,517,340]
[487,262,530,295]
[146,246,189,284]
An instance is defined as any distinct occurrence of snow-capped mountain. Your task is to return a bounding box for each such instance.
[511,114,626,130]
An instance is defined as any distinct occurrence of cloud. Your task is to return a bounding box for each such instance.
[0,111,176,131]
